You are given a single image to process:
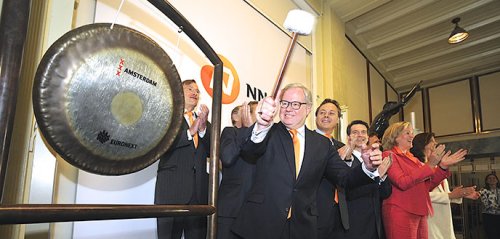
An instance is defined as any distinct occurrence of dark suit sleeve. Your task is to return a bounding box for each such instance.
[378,178,392,200]
[220,127,242,168]
[324,145,373,190]
[239,124,271,164]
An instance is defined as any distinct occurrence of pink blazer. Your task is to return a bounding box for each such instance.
[382,147,450,216]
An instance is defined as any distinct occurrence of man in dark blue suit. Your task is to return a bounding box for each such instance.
[333,120,392,239]
[217,101,258,239]
[155,79,211,239]
[231,84,384,239]
[314,98,350,239]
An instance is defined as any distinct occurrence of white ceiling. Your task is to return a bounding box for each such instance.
[327,0,500,91]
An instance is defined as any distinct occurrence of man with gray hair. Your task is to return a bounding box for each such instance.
[231,83,384,239]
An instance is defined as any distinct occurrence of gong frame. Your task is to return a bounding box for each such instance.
[0,0,223,239]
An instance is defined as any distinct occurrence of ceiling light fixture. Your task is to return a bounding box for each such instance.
[448,17,469,44]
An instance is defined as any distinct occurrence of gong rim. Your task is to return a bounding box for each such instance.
[33,23,184,175]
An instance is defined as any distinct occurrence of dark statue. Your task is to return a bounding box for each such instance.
[369,81,422,139]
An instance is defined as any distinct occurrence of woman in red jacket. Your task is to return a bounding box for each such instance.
[381,122,467,239]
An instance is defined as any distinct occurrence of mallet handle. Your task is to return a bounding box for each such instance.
[271,32,299,99]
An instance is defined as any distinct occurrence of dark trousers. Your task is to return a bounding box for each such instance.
[483,213,500,239]
[157,192,206,239]
[157,215,206,239]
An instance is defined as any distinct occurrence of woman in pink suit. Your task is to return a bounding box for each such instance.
[380,122,467,239]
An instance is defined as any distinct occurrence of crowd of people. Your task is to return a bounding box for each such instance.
[154,80,497,239]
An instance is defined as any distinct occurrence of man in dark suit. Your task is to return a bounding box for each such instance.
[313,98,350,239]
[333,120,392,239]
[155,79,210,239]
[231,83,384,239]
[217,101,258,239]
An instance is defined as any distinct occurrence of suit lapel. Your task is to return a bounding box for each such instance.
[352,154,362,168]
[298,127,315,182]
[277,123,296,179]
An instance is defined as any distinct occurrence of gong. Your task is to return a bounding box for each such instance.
[32,23,184,175]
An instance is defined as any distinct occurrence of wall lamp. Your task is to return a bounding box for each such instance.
[448,17,469,44]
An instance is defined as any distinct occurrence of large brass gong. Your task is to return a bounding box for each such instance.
[32,23,184,175]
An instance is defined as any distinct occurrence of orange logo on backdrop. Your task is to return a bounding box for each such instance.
[200,54,240,104]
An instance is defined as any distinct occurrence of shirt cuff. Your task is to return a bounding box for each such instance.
[250,123,272,143]
[198,127,206,138]
[361,163,380,180]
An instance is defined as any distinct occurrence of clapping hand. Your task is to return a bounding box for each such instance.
[361,143,383,172]
[188,104,209,135]
[450,185,480,200]
[439,148,467,169]
[241,103,254,127]
[338,144,354,161]
[197,104,209,131]
[378,154,393,178]
[428,144,446,167]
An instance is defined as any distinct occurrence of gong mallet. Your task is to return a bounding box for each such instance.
[271,9,316,99]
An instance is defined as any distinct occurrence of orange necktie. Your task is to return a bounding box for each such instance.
[288,129,300,219]
[186,111,198,148]
[289,129,300,178]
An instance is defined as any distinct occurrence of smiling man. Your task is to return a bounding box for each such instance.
[231,83,383,239]
[332,120,392,239]
[313,98,349,239]
[155,79,211,239]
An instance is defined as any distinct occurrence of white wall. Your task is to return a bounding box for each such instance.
[70,0,313,238]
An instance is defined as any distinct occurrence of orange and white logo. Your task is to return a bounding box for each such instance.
[200,54,240,104]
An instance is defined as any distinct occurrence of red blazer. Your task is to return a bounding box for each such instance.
[382,147,450,216]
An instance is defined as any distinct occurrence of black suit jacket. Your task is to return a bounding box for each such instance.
[218,127,256,218]
[154,119,211,205]
[335,155,392,239]
[231,123,373,239]
[317,138,347,236]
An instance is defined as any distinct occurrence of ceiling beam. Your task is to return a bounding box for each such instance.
[366,0,494,49]
[394,48,500,82]
[378,15,500,60]
[355,0,436,35]
[386,32,500,72]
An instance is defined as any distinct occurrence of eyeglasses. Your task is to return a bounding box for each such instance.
[280,100,307,110]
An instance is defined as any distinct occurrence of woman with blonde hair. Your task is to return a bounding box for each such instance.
[381,122,467,239]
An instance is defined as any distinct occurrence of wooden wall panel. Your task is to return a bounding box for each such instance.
[479,72,500,131]
[429,80,474,137]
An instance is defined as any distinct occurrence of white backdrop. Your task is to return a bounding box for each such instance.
[73,0,312,238]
